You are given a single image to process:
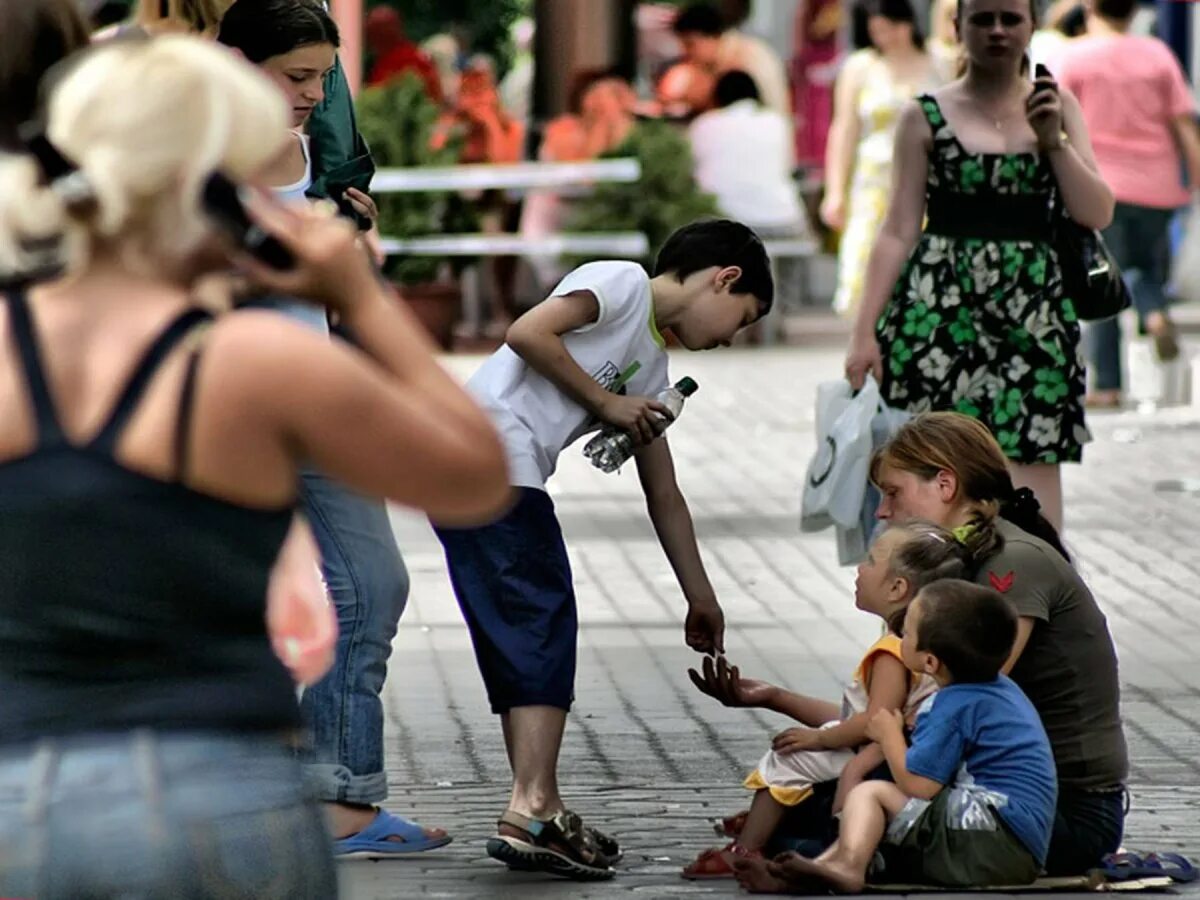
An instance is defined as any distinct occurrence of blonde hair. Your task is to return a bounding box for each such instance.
[135,0,234,33]
[0,36,290,278]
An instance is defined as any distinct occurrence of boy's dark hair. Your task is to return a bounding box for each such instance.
[673,3,726,36]
[714,70,760,108]
[653,219,774,318]
[1094,0,1136,20]
[217,0,340,64]
[913,580,1016,683]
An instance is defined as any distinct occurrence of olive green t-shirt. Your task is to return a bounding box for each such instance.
[975,519,1128,791]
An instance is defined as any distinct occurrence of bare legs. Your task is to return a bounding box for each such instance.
[501,705,568,819]
[737,789,790,852]
[734,781,910,894]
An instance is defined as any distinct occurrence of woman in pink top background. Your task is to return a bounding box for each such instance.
[1056,0,1200,407]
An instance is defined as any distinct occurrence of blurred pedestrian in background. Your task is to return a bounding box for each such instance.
[1056,0,1200,407]
[823,0,941,318]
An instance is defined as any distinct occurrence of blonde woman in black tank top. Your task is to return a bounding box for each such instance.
[0,36,507,898]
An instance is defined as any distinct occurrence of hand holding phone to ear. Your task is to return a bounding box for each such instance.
[1026,62,1066,151]
[234,189,384,316]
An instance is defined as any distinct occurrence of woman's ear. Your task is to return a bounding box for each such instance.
[889,575,911,605]
[934,468,959,504]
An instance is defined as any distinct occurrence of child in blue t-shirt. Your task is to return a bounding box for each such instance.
[735,579,1057,893]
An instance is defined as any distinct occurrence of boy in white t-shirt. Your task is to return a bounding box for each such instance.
[434,219,774,880]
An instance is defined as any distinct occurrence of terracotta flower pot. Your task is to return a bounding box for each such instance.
[395,281,461,350]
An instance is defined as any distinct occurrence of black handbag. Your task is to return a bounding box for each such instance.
[1049,188,1131,321]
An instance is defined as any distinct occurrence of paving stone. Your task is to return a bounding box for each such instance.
[343,347,1200,898]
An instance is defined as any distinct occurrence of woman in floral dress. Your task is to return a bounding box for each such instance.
[843,0,1114,531]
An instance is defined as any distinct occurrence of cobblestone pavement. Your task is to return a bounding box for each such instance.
[342,347,1200,899]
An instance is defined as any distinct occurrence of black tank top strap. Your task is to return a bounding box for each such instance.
[88,307,213,456]
[6,290,65,448]
[173,337,209,483]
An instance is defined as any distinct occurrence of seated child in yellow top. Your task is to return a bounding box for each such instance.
[682,521,969,879]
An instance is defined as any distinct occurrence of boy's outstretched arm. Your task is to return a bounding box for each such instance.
[634,437,725,655]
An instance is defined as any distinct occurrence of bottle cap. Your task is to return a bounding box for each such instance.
[675,376,699,397]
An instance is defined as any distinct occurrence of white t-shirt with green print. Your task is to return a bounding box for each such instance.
[467,261,670,489]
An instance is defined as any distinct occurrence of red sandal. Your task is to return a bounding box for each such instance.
[681,843,762,880]
[712,809,750,838]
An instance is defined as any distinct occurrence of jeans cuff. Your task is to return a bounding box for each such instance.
[303,763,388,805]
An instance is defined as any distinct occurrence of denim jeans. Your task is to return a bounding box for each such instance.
[297,471,408,805]
[1044,787,1126,876]
[247,296,411,806]
[1085,203,1175,391]
[0,730,336,899]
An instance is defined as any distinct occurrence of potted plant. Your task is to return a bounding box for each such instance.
[569,120,719,272]
[356,72,478,347]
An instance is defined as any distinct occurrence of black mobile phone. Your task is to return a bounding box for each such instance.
[1035,63,1052,81]
[200,172,296,270]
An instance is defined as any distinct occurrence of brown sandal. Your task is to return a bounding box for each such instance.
[486,809,614,881]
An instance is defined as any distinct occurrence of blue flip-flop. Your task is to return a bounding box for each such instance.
[1100,851,1198,883]
[334,810,453,860]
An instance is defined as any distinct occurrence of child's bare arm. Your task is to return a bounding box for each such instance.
[766,691,842,726]
[832,743,886,814]
[635,439,724,654]
[867,710,943,800]
[808,653,908,750]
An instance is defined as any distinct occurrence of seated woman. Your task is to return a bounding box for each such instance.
[862,412,1126,876]
[432,62,524,165]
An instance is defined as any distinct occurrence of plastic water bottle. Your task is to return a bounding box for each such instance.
[583,377,699,473]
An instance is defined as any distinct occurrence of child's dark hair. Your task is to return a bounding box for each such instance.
[673,3,726,36]
[653,219,774,318]
[217,0,340,64]
[714,70,760,108]
[883,521,970,632]
[913,580,1017,683]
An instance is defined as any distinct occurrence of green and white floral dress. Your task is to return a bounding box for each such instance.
[877,94,1090,464]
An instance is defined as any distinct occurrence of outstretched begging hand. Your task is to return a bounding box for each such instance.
[688,654,776,708]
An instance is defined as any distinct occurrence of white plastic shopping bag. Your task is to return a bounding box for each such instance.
[801,375,881,533]
[1171,200,1200,303]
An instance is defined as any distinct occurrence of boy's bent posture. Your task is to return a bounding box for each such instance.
[434,219,774,880]
[736,580,1057,893]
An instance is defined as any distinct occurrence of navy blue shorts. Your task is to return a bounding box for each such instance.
[433,488,577,714]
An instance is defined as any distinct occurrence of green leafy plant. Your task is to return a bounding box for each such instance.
[569,120,719,269]
[366,0,528,77]
[355,72,477,284]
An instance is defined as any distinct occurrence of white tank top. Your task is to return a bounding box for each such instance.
[273,133,313,206]
[269,132,326,334]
